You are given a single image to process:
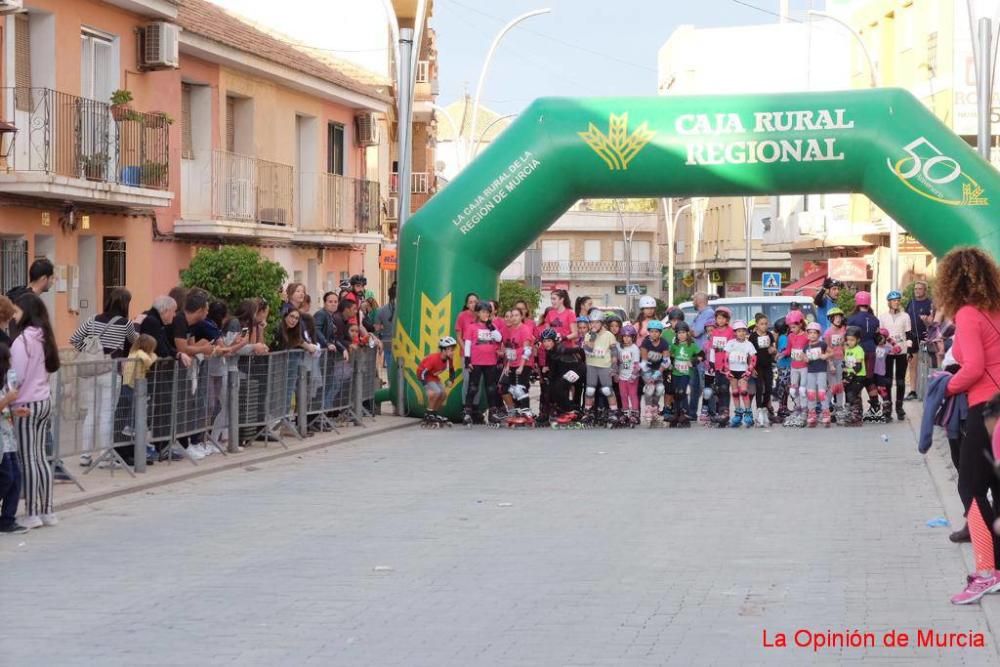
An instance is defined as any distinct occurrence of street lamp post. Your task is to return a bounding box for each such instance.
[967,0,1000,160]
[467,9,551,164]
[807,10,900,290]
[664,199,690,307]
[472,114,517,159]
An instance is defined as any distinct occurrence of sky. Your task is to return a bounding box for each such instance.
[208,0,840,115]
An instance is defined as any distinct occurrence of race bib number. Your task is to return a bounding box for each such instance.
[730,352,748,365]
[589,346,608,359]
[647,351,662,363]
[893,333,906,345]
[807,347,822,361]
[845,356,857,369]
[830,335,844,348]
[476,330,491,343]
[712,336,727,350]
[791,349,806,361]
[756,335,771,349]
[675,359,690,373]
[505,348,517,361]
[876,347,887,359]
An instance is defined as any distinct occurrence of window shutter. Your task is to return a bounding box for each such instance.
[181,84,193,159]
[15,14,31,112]
[225,96,235,153]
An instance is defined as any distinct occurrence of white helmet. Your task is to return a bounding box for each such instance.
[638,295,657,309]
[438,336,457,348]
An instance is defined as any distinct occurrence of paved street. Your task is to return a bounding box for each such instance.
[2,419,998,666]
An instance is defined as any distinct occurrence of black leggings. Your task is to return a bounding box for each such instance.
[755,363,773,408]
[465,365,500,411]
[885,354,908,405]
[958,404,1000,569]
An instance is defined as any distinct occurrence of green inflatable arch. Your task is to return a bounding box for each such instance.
[393,88,1000,418]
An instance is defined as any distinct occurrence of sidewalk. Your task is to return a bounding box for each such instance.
[52,413,416,511]
[906,398,1000,645]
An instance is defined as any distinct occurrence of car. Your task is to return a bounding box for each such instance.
[676,295,816,326]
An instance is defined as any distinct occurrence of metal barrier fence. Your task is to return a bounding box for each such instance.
[50,348,379,489]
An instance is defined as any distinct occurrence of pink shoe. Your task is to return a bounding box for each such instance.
[951,572,1000,605]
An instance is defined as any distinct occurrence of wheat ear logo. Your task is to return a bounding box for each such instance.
[578,113,656,171]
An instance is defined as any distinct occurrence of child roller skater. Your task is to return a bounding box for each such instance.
[417,337,457,427]
[723,321,757,428]
[699,322,719,425]
[841,326,866,426]
[640,320,671,426]
[499,307,535,426]
[804,322,832,427]
[823,307,848,421]
[617,325,642,427]
[709,307,735,427]
[581,311,623,427]
[749,315,777,427]
[462,302,504,426]
[869,328,894,423]
[669,322,701,427]
[781,311,809,427]
[773,317,792,423]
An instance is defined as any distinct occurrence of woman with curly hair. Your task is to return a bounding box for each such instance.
[938,247,1000,604]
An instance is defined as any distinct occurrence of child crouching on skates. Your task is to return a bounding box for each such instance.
[417,336,457,426]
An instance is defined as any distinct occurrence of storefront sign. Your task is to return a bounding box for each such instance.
[379,248,398,271]
[828,257,869,283]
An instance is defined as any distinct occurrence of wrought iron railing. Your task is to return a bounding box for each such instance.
[211,150,294,225]
[0,87,169,189]
[299,172,380,234]
[389,171,431,194]
[541,260,661,276]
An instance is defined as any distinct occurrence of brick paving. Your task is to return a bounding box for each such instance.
[1,419,997,666]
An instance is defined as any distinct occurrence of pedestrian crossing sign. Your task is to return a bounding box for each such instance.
[762,272,782,292]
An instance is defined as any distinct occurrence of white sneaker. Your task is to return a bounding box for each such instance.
[41,513,59,527]
[22,515,42,529]
[79,454,92,467]
[187,445,206,460]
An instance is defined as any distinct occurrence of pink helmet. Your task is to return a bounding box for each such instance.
[732,320,748,331]
[715,306,731,319]
[806,322,822,333]
[878,327,890,338]
[854,290,871,307]
[785,310,805,326]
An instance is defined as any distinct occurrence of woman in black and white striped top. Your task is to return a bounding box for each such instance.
[70,288,138,466]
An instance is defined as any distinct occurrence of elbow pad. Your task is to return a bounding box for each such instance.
[522,345,532,361]
[464,340,472,358]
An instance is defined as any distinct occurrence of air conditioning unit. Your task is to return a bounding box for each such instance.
[139,22,180,70]
[354,113,379,147]
[0,0,24,12]
[386,196,399,219]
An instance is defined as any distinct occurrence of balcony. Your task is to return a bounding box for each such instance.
[389,171,431,194]
[542,260,661,280]
[176,150,294,241]
[0,88,173,208]
[296,172,381,244]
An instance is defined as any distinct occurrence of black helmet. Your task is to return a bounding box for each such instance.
[604,312,622,323]
[673,322,691,333]
[349,274,367,286]
[667,307,685,322]
[474,302,492,313]
[539,327,559,341]
[773,317,788,335]
[845,325,863,339]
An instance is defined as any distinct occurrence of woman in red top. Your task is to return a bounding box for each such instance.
[940,247,1000,604]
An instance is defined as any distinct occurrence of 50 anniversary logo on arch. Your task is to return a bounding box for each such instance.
[886,136,988,207]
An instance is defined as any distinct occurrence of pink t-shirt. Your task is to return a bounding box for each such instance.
[786,331,810,369]
[544,308,574,341]
[824,325,847,361]
[455,310,476,341]
[504,322,535,369]
[463,321,501,367]
[709,325,734,368]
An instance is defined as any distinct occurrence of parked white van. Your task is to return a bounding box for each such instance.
[676,296,817,326]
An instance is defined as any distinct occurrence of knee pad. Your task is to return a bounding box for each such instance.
[702,386,714,401]
[818,390,827,402]
[877,386,889,399]
[644,384,656,398]
[798,387,808,398]
[585,386,596,398]
[832,383,844,396]
[654,384,665,397]
[807,390,817,402]
[600,385,612,397]
[741,391,751,400]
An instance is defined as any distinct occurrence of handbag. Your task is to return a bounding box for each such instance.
[74,316,123,378]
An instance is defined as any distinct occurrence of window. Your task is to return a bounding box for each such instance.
[328,122,345,175]
[416,60,429,83]
[102,238,126,303]
[181,83,193,159]
[583,239,601,262]
[14,14,30,111]
[80,30,114,103]
[225,96,236,152]
[614,240,651,262]
[0,238,28,294]
[541,239,570,262]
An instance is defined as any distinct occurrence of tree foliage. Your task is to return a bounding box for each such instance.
[498,280,541,319]
[180,246,287,336]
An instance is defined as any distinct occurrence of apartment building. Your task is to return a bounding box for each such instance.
[0,0,177,338]
[172,0,390,301]
[0,0,396,342]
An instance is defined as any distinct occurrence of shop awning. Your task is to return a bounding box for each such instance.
[782,267,827,296]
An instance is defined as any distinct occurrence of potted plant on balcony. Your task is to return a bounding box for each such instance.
[145,112,173,129]
[79,153,108,181]
[110,89,134,121]
[140,159,168,188]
